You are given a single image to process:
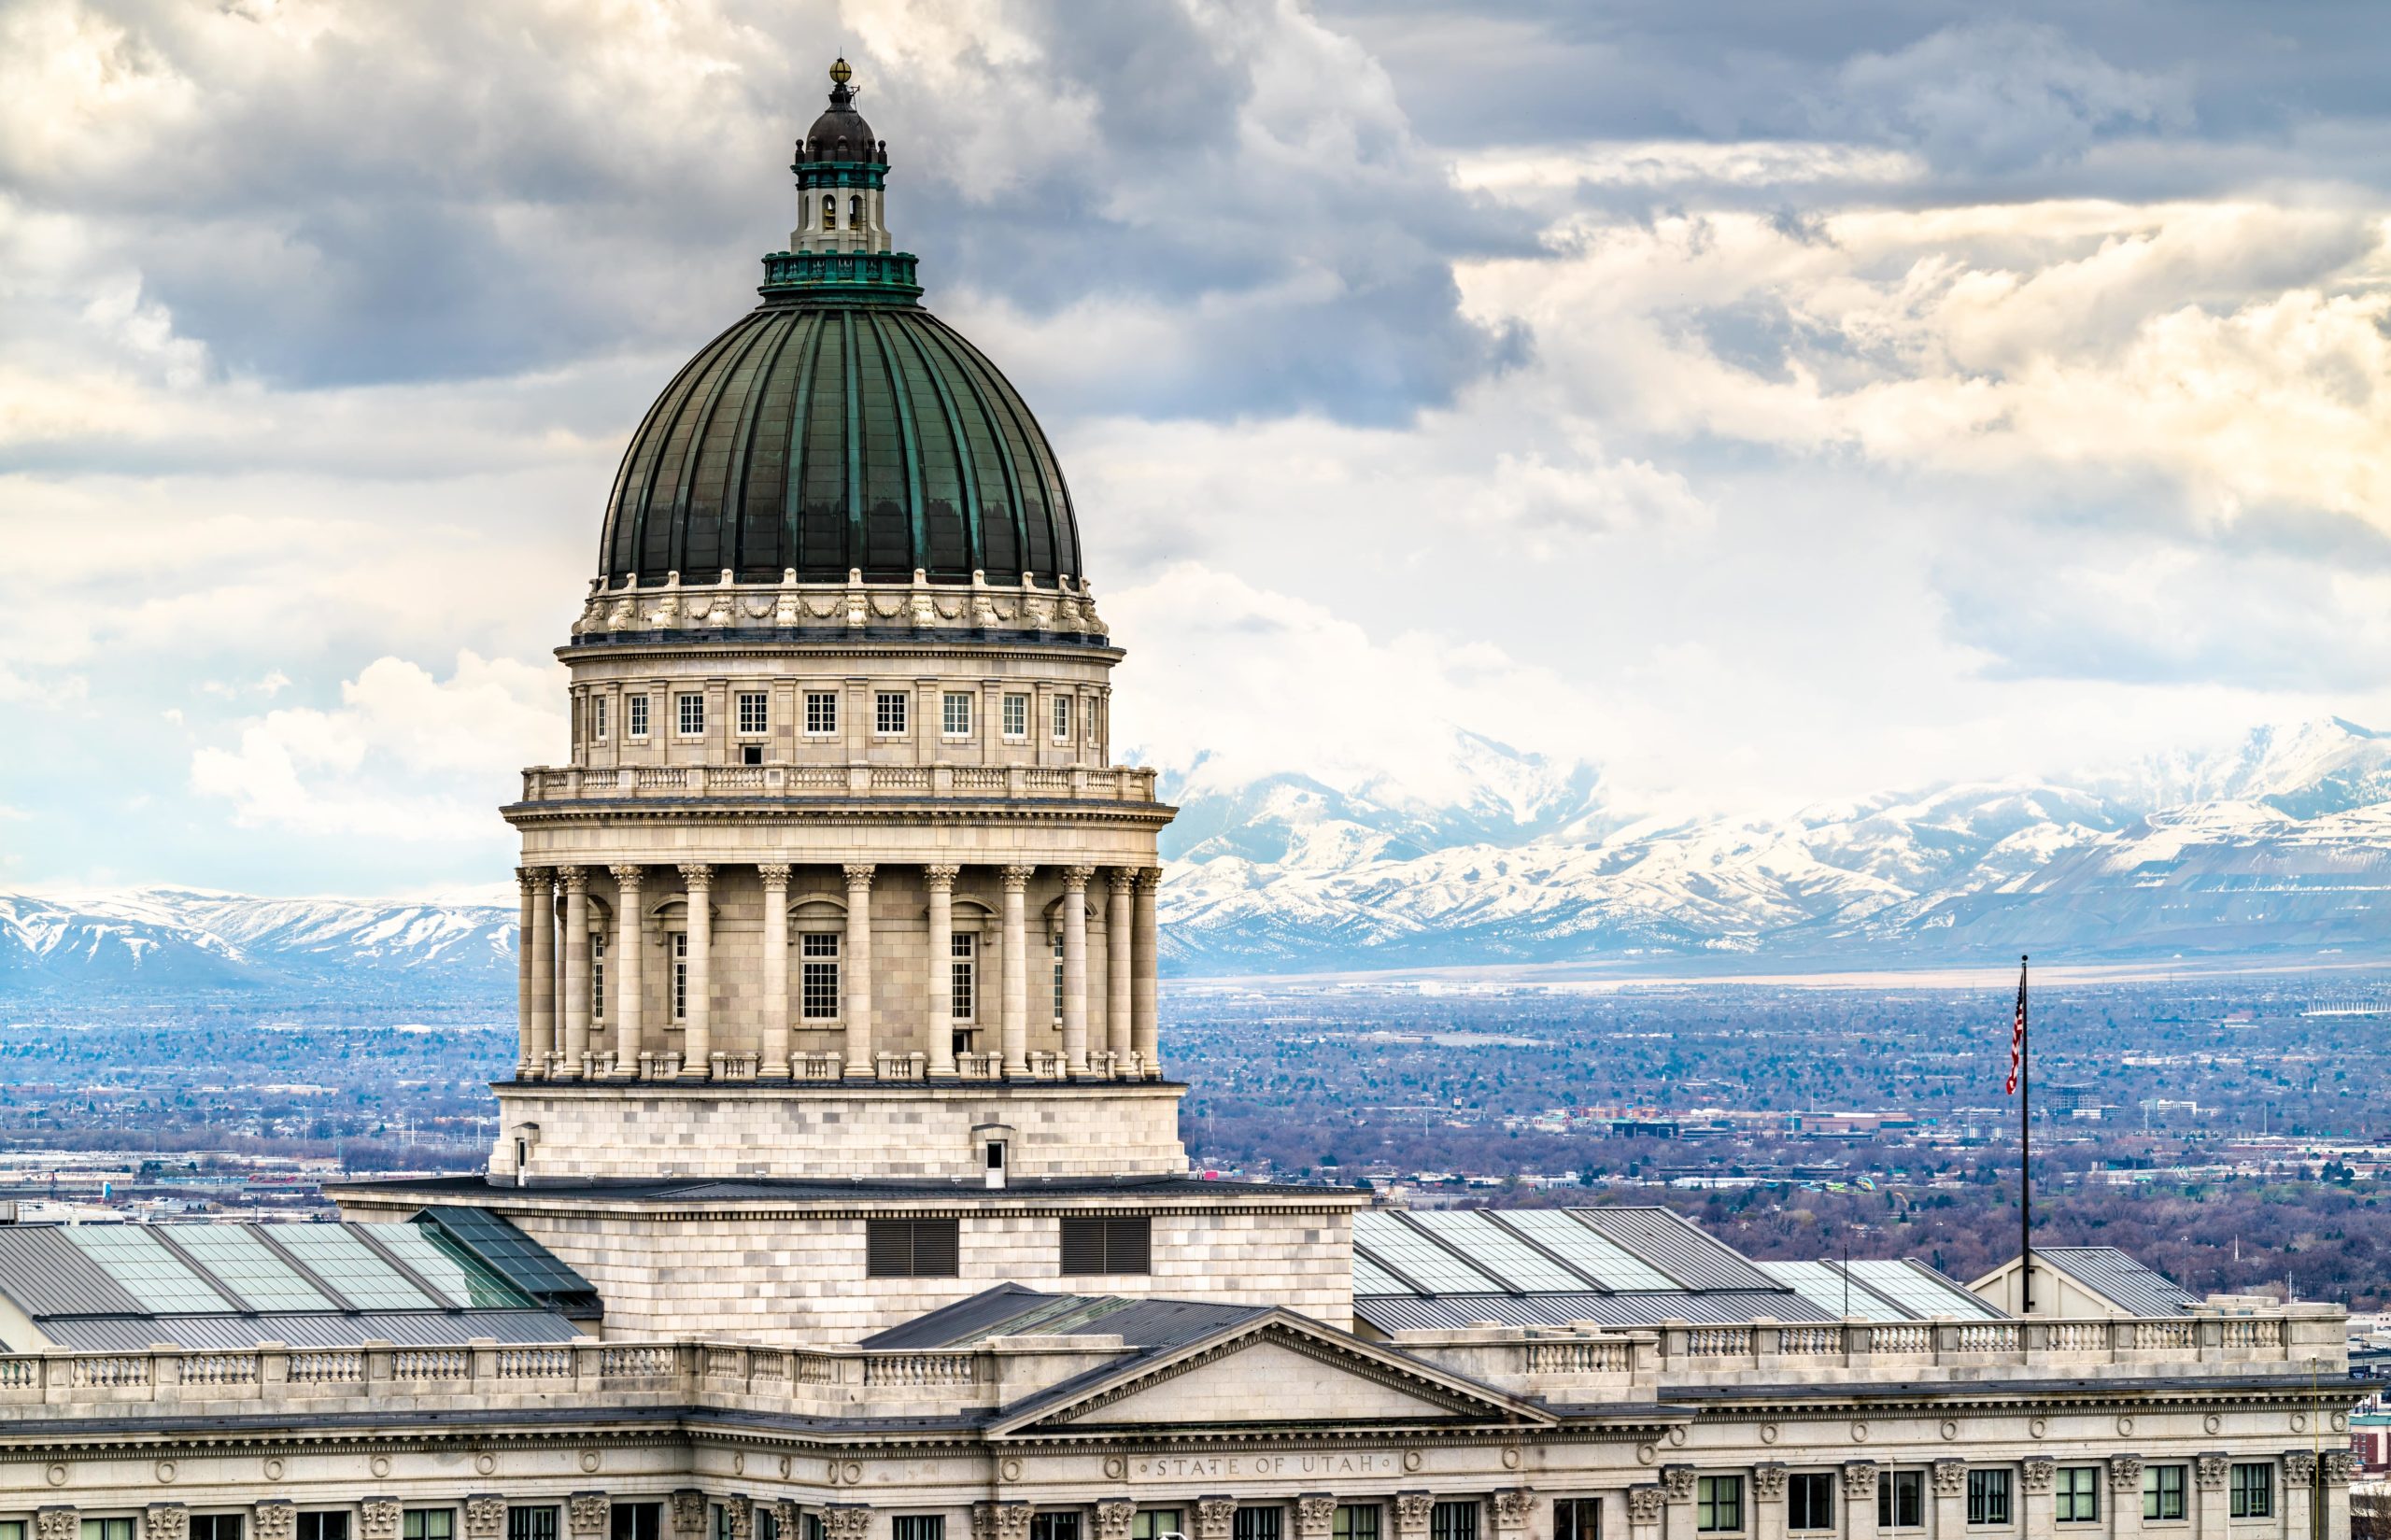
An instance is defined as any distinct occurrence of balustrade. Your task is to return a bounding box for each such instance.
[520,762,1160,805]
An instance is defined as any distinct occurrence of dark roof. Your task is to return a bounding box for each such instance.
[338,1173,1348,1207]
[861,1285,1266,1352]
[2033,1247,2200,1316]
[411,1206,600,1319]
[595,299,1080,592]
[1354,1289,1836,1335]
[798,64,885,167]
[0,1228,143,1317]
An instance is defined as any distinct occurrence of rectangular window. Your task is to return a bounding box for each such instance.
[592,934,606,1023]
[81,1523,134,1540]
[1429,1505,1477,1540]
[875,690,909,736]
[951,932,976,1021]
[1052,928,1065,1021]
[507,1511,559,1540]
[2229,1465,2272,1520]
[2056,1469,2100,1524]
[757,1515,778,1540]
[672,932,688,1022]
[866,1217,960,1279]
[1966,1470,2011,1528]
[713,1509,736,1540]
[1879,1471,1924,1531]
[801,932,841,1020]
[1696,1477,1742,1534]
[193,1519,246,1540]
[1004,693,1029,740]
[403,1515,454,1540]
[629,694,650,740]
[1053,693,1073,742]
[1131,1517,1181,1540]
[1330,1509,1378,1540]
[805,691,838,736]
[676,692,704,736]
[802,1519,825,1540]
[1551,1503,1598,1540]
[943,692,973,738]
[892,1522,944,1540]
[592,696,609,742]
[297,1518,351,1540]
[1234,1512,1282,1540]
[611,1508,661,1540]
[1031,1519,1082,1540]
[1788,1475,1835,1533]
[2143,1465,2186,1522]
[1060,1215,1152,1276]
[738,690,768,736]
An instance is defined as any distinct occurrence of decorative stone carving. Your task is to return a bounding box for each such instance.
[1196,1499,1239,1540]
[723,1504,753,1540]
[1392,1494,1435,1540]
[1931,1462,1966,1497]
[1751,1465,1790,1501]
[970,1505,998,1540]
[671,1492,711,1538]
[1624,1488,1665,1527]
[2284,1452,2317,1488]
[1660,1467,1696,1504]
[1095,1502,1138,1540]
[758,863,793,884]
[2021,1459,2056,1494]
[35,1509,76,1540]
[1000,865,1035,893]
[772,1505,803,1540]
[2195,1455,2229,1491]
[146,1506,188,1540]
[254,1505,296,1540]
[993,1507,1030,1540]
[824,1509,872,1540]
[361,1501,403,1540]
[561,867,590,897]
[1842,1463,1880,1499]
[1295,1496,1338,1540]
[569,1496,612,1539]
[2108,1457,2145,1491]
[1491,1491,1535,1534]
[924,864,960,890]
[2327,1452,2359,1487]
[465,1499,507,1540]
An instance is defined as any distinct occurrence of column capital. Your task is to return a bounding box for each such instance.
[1931,1459,1966,1495]
[516,865,554,887]
[2106,1455,2143,1491]
[842,861,877,886]
[2194,1454,2228,1491]
[1132,865,1164,891]
[1751,1465,1789,1500]
[758,862,793,884]
[1107,867,1138,896]
[608,863,644,886]
[559,866,590,895]
[999,863,1036,891]
[923,863,962,888]
[678,862,714,886]
[1843,1461,1883,1497]
[1059,864,1096,890]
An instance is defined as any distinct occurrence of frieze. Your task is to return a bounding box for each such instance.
[573,575,1110,645]
[1137,1452,1408,1481]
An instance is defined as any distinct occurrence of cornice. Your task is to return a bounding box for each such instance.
[501,799,1177,828]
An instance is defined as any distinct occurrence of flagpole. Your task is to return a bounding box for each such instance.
[2019,953,2032,1315]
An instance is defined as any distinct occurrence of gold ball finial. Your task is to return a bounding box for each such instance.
[828,57,853,86]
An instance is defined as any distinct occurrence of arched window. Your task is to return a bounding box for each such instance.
[822,193,837,230]
[849,193,864,228]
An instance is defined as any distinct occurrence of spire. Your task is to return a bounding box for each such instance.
[763,57,921,304]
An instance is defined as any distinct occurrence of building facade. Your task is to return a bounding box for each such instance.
[0,57,2365,1540]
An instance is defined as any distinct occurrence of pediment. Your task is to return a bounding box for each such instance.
[994,1313,1549,1435]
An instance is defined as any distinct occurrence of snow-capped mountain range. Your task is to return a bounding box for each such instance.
[4,719,2386,1001]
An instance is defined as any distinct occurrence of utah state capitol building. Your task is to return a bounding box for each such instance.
[0,57,2362,1540]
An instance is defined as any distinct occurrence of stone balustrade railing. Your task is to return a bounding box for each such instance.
[518,762,1163,805]
[1403,1307,2346,1398]
[0,1309,2341,1429]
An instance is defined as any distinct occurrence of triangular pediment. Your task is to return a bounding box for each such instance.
[993,1311,1550,1435]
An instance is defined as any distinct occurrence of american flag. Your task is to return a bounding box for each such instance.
[2005,954,2028,1095]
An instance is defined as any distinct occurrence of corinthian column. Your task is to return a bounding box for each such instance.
[1000,865,1033,1077]
[679,864,713,1076]
[515,868,540,1077]
[527,868,558,1077]
[925,865,960,1079]
[1059,866,1094,1075]
[843,863,875,1077]
[759,864,791,1079]
[1132,867,1160,1078]
[610,865,644,1074]
[560,868,591,1068]
[1107,869,1134,1076]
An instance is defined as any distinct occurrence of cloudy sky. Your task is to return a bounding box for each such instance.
[6,0,2391,896]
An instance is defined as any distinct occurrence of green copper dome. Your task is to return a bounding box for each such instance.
[597,63,1082,590]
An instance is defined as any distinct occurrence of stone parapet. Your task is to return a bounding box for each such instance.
[572,572,1109,643]
[516,761,1163,807]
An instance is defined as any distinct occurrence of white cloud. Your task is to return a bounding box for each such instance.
[188,651,561,840]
